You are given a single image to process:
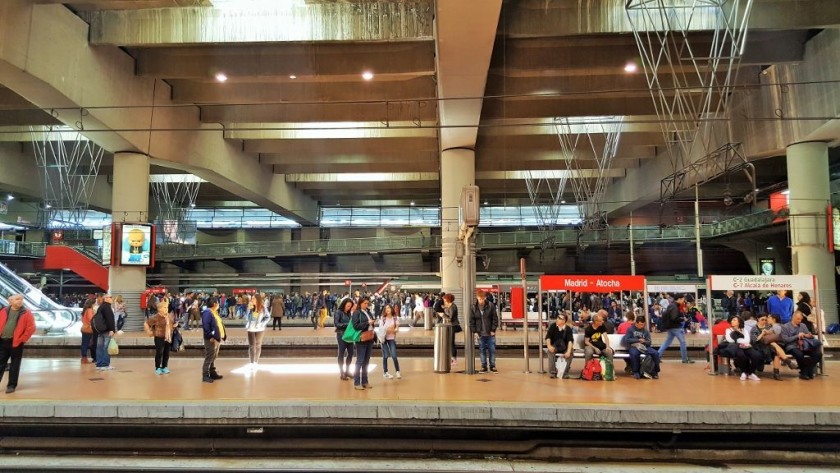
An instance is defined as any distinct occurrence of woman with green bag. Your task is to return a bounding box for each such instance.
[351,297,376,390]
[334,299,356,380]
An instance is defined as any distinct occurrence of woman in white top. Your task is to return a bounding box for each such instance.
[725,316,764,381]
[379,304,401,379]
[244,293,271,367]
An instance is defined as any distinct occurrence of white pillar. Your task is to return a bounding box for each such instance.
[786,141,838,324]
[440,148,475,311]
[109,152,150,331]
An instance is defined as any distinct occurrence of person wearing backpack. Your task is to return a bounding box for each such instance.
[624,316,660,379]
[0,294,36,394]
[656,293,695,364]
[94,294,117,371]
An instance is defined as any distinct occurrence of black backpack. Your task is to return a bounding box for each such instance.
[91,307,108,333]
[640,355,656,378]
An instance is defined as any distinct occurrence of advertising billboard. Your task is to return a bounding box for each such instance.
[120,223,153,266]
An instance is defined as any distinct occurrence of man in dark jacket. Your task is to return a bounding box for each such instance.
[201,298,226,383]
[656,293,694,364]
[95,294,116,370]
[0,294,36,393]
[469,290,499,373]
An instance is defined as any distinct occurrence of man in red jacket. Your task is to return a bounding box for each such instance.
[0,294,37,394]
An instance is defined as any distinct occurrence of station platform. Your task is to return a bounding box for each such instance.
[2,344,839,465]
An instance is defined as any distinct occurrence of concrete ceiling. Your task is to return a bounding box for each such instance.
[0,0,838,221]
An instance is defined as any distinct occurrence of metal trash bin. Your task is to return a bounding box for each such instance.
[433,323,453,373]
[423,307,433,330]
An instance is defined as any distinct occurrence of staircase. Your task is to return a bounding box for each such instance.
[43,245,109,290]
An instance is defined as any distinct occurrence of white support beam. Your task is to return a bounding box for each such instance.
[0,2,319,223]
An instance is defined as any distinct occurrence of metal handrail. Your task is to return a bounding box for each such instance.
[0,209,781,261]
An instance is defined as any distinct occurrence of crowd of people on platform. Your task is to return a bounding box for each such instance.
[0,285,826,395]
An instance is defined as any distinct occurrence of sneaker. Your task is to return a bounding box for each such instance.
[354,385,365,390]
[478,368,489,374]
[161,368,170,374]
[642,372,652,379]
[102,366,115,371]
[740,373,747,381]
[395,372,402,379]
[117,330,124,334]
[632,373,641,380]
[748,374,761,381]
[202,376,214,384]
[155,368,162,375]
[490,367,498,373]
[384,373,394,379]
[682,359,696,364]
[364,384,373,389]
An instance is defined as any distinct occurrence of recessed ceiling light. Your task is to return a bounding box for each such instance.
[561,199,566,204]
[44,203,52,209]
[410,201,415,206]
[624,62,637,73]
[189,203,196,208]
[766,246,774,250]
[289,74,297,79]
[361,70,374,81]
[6,194,13,201]
[483,201,488,205]
[215,72,228,82]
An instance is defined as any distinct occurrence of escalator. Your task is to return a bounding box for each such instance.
[0,262,80,333]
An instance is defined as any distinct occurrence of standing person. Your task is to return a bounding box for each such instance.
[442,294,462,365]
[144,302,174,375]
[334,298,355,380]
[545,313,574,379]
[270,293,285,331]
[113,295,127,333]
[244,294,270,369]
[379,304,401,379]
[79,299,96,363]
[351,297,375,390]
[470,290,499,374]
[145,292,157,320]
[95,294,116,371]
[767,290,794,324]
[0,294,36,394]
[201,298,226,383]
[656,293,695,364]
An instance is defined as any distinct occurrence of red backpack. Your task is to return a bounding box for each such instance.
[581,358,602,381]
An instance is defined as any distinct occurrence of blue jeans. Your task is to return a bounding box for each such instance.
[80,333,94,358]
[478,335,496,369]
[381,339,400,373]
[657,328,688,361]
[95,334,112,367]
[354,341,373,386]
[629,346,660,374]
[336,333,354,374]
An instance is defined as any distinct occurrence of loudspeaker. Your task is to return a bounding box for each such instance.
[461,185,480,226]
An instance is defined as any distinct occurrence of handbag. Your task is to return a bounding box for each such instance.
[374,324,387,342]
[801,337,822,351]
[81,321,92,335]
[555,356,567,376]
[342,320,361,343]
[108,337,119,355]
[360,330,375,343]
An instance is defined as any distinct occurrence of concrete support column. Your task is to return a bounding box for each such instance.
[786,141,838,324]
[440,148,475,311]
[109,152,150,331]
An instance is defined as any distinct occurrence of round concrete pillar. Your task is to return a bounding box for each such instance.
[440,148,475,311]
[786,141,837,324]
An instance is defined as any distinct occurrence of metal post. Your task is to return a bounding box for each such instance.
[630,212,636,276]
[58,270,64,299]
[707,276,717,376]
[537,284,545,374]
[695,185,703,277]
[463,237,476,375]
[521,258,530,373]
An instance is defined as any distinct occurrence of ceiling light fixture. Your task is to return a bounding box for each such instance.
[561,199,566,204]
[766,246,774,250]
[624,62,638,73]
[361,70,374,81]
[215,72,228,82]
[6,194,13,201]
[410,201,415,206]
[289,74,297,79]
[44,203,52,209]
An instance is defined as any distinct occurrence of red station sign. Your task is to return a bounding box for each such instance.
[540,275,646,292]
